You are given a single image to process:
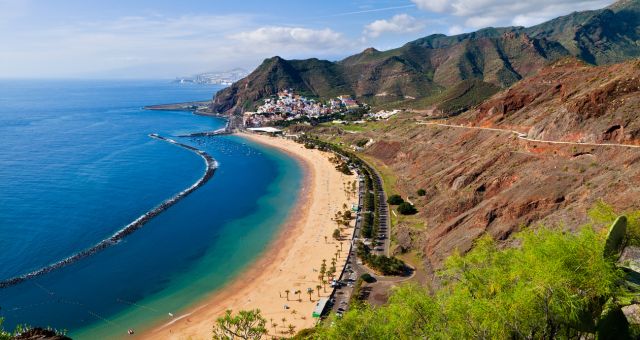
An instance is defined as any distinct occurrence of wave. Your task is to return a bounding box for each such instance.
[0,134,218,289]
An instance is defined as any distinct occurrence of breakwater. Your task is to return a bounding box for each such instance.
[143,100,211,112]
[0,134,218,289]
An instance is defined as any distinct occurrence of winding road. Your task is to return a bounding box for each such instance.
[416,121,640,149]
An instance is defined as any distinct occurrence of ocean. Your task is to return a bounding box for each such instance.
[0,80,302,338]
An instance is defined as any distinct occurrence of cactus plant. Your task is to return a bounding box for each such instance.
[605,216,628,257]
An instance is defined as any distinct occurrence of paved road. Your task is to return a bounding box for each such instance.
[359,159,391,257]
[416,121,640,149]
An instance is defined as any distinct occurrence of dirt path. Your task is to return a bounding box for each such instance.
[416,121,640,149]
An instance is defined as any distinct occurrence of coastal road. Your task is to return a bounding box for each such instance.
[329,171,365,315]
[362,160,391,257]
[416,121,640,149]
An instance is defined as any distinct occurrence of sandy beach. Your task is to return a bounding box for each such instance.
[141,132,356,339]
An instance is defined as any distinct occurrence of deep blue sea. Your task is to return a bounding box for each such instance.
[0,80,302,338]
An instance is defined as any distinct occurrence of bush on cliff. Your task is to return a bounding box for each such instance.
[387,195,404,205]
[397,202,417,215]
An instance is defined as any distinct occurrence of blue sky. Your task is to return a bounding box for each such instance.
[0,0,615,78]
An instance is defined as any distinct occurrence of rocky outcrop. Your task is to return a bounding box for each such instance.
[11,328,71,340]
[464,58,640,145]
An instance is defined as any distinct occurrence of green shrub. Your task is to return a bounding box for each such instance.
[332,229,341,240]
[417,189,426,196]
[0,318,9,340]
[589,200,640,246]
[387,195,404,205]
[361,273,376,283]
[355,139,369,147]
[356,242,406,276]
[397,202,417,215]
[316,225,623,339]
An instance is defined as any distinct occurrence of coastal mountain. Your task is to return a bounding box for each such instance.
[325,58,640,273]
[211,0,640,115]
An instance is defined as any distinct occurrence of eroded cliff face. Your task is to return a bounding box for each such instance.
[463,58,640,144]
[343,117,640,275]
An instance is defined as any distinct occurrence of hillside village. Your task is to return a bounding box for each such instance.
[242,89,400,127]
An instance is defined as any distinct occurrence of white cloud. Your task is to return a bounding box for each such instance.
[448,25,466,35]
[411,0,614,29]
[364,14,426,38]
[0,15,362,78]
[230,26,349,52]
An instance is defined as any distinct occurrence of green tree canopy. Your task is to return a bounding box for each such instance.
[332,229,341,240]
[387,195,404,205]
[397,202,417,215]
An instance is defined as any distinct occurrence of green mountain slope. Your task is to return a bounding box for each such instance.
[211,0,640,115]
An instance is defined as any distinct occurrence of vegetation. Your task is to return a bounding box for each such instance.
[435,79,501,115]
[397,202,417,215]
[0,319,9,340]
[417,188,426,196]
[605,216,628,257]
[335,162,352,175]
[356,242,406,276]
[355,139,369,148]
[386,195,404,205]
[360,273,375,284]
[332,229,341,240]
[315,225,624,339]
[0,321,69,340]
[589,200,640,246]
[212,309,268,340]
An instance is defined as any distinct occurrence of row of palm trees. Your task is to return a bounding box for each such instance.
[269,317,297,336]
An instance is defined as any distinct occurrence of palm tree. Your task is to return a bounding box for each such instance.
[288,324,296,336]
[322,279,327,292]
[340,242,343,251]
[307,288,314,301]
[271,322,278,334]
[285,289,290,301]
[316,285,322,296]
[324,236,328,243]
[281,317,287,328]
[295,290,302,301]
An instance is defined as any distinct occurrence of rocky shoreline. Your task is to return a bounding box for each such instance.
[0,134,218,289]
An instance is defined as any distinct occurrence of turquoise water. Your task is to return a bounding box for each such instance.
[0,80,302,338]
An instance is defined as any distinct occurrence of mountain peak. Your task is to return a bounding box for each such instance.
[609,0,640,11]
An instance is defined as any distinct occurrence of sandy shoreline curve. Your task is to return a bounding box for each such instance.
[141,132,356,339]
